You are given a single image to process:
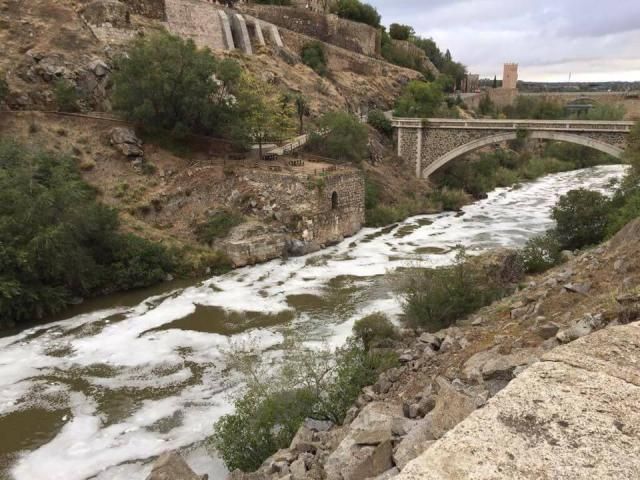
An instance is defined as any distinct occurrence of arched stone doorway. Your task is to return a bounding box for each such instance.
[331,191,338,210]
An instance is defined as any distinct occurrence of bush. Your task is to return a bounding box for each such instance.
[517,233,564,273]
[352,313,397,350]
[397,249,507,331]
[552,189,611,250]
[367,109,392,137]
[212,339,396,471]
[54,79,79,112]
[195,210,243,245]
[301,41,327,76]
[331,0,381,27]
[309,111,368,163]
[429,187,468,211]
[0,141,175,326]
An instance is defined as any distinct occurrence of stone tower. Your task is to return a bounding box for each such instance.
[503,63,518,90]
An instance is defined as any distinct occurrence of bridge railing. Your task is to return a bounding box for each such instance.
[391,117,634,132]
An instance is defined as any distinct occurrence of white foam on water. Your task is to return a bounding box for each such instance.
[0,165,626,480]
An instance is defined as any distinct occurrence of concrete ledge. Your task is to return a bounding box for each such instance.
[397,322,640,480]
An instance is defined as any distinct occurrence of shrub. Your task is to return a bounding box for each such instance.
[54,79,79,112]
[309,111,368,163]
[0,141,175,326]
[552,189,611,250]
[517,233,564,273]
[195,210,243,244]
[301,41,327,76]
[352,313,397,350]
[367,109,392,137]
[330,0,381,27]
[396,249,507,331]
[429,187,468,211]
[212,339,396,471]
[607,188,640,236]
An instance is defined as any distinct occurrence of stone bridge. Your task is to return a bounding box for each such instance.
[393,118,634,178]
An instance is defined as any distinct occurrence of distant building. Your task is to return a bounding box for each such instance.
[503,63,518,90]
[461,73,480,93]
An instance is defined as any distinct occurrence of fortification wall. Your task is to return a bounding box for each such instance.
[240,4,380,56]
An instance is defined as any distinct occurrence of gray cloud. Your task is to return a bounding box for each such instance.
[368,0,640,81]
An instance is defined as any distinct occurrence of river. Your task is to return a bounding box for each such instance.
[0,165,626,480]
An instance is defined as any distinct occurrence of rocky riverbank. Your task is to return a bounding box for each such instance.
[151,218,640,479]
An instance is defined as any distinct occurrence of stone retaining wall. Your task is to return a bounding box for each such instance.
[240,4,380,56]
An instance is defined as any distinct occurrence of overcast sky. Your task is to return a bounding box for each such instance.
[368,0,640,82]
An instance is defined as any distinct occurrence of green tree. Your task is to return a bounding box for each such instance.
[492,75,498,88]
[552,189,611,250]
[0,141,174,326]
[394,80,444,117]
[294,94,310,135]
[112,31,233,136]
[310,111,368,162]
[389,23,414,41]
[236,74,295,159]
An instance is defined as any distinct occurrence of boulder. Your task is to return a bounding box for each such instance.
[392,416,436,470]
[109,126,143,158]
[429,378,479,439]
[325,402,400,480]
[145,452,206,480]
[417,332,441,350]
[537,322,560,339]
[556,313,606,344]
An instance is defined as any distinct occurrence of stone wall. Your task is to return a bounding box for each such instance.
[240,4,380,56]
[123,0,166,20]
[220,168,364,267]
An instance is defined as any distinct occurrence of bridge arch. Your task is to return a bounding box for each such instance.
[422,131,625,178]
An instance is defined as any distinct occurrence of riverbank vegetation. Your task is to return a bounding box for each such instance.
[0,141,176,327]
[211,333,398,471]
[432,141,621,200]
